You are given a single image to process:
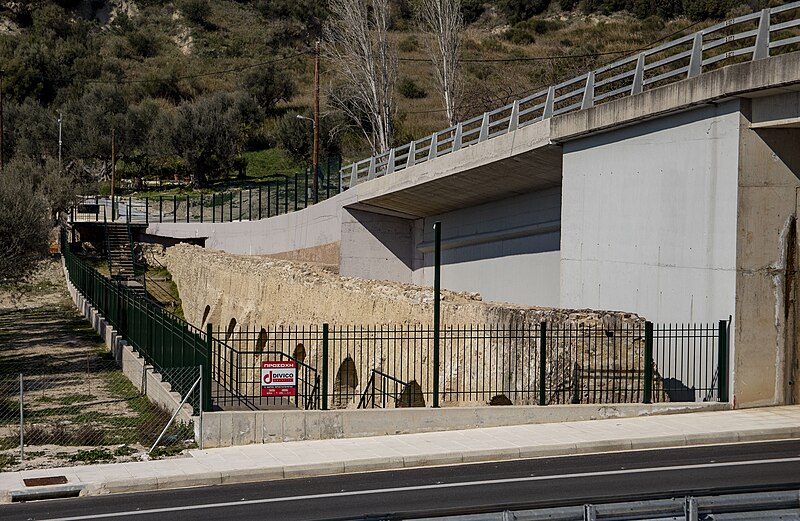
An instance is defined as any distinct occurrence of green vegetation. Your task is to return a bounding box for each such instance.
[114,444,137,457]
[0,0,767,201]
[65,448,114,463]
[0,454,18,471]
[243,149,305,180]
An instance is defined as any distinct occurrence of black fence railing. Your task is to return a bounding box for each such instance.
[214,326,323,410]
[358,370,416,409]
[62,225,728,413]
[213,321,729,410]
[62,233,213,413]
[70,157,342,225]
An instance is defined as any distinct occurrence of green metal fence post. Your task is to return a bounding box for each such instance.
[294,173,299,211]
[159,196,163,223]
[239,190,242,221]
[322,323,329,411]
[205,323,213,412]
[200,193,204,223]
[433,221,441,408]
[258,186,262,220]
[718,319,729,402]
[212,194,216,223]
[284,176,289,214]
[539,321,547,406]
[186,194,190,223]
[145,198,149,224]
[644,321,653,404]
[173,195,177,223]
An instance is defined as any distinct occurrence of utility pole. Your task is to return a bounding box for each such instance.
[0,69,5,173]
[313,40,320,204]
[58,112,62,172]
[111,128,116,222]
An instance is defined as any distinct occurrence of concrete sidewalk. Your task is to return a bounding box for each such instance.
[1,405,799,503]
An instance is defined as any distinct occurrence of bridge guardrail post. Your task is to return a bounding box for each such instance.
[753,8,771,60]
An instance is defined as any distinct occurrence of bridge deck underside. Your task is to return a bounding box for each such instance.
[351,144,563,218]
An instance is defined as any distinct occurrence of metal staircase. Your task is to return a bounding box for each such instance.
[105,223,146,294]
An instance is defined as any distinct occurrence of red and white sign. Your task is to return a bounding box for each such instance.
[261,360,297,397]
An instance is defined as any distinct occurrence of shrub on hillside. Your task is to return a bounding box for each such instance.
[501,0,551,24]
[461,0,486,24]
[398,77,428,99]
[179,0,212,25]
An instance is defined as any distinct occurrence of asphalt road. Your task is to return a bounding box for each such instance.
[3,440,800,521]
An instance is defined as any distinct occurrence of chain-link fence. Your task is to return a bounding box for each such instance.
[0,354,199,472]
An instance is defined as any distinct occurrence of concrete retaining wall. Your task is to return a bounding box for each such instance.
[560,102,740,325]
[412,188,563,307]
[145,189,357,259]
[63,264,193,424]
[199,402,728,448]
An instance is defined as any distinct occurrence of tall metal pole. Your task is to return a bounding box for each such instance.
[313,40,320,204]
[433,221,441,408]
[58,112,63,172]
[111,128,116,222]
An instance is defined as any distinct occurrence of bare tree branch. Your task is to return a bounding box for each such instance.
[323,0,397,155]
[417,0,463,126]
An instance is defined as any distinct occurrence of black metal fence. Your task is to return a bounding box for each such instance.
[62,234,212,413]
[212,320,728,411]
[62,229,729,413]
[70,157,342,225]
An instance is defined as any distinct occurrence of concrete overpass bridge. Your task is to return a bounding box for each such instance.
[141,3,800,408]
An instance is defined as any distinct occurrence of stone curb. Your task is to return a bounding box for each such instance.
[2,426,797,503]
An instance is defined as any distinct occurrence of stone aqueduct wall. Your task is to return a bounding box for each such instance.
[162,244,666,406]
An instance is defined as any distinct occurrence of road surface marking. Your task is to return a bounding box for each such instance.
[41,456,800,520]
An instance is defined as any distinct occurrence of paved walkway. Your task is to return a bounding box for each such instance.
[1,405,799,502]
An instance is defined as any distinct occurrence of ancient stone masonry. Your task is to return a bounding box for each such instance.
[163,244,668,407]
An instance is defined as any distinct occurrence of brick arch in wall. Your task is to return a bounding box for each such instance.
[333,357,358,409]
[293,343,306,363]
[225,318,237,341]
[255,327,268,353]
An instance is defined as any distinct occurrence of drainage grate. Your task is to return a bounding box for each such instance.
[23,476,68,487]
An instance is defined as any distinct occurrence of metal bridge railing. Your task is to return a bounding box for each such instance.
[340,1,800,189]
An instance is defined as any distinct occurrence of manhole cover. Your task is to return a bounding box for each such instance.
[23,476,68,487]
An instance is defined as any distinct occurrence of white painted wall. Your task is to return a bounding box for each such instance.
[414,188,562,307]
[560,101,741,323]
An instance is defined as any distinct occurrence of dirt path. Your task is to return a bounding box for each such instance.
[0,259,192,471]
